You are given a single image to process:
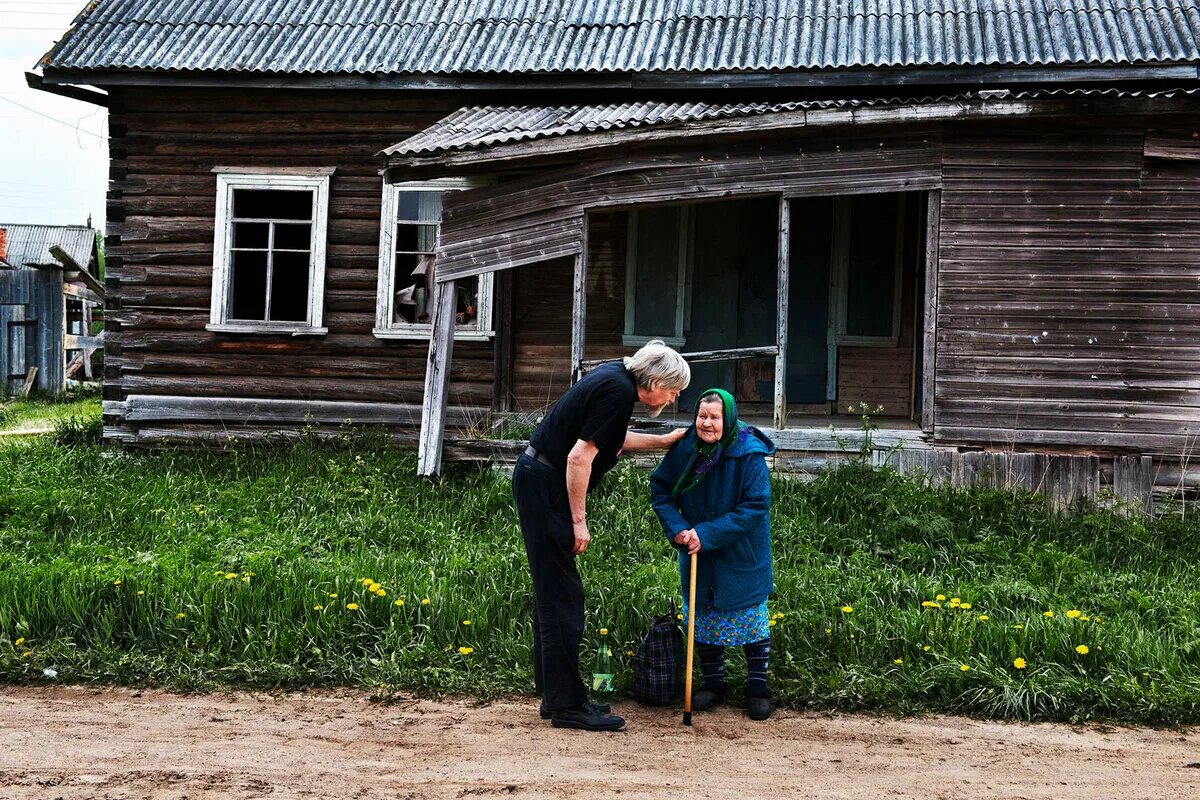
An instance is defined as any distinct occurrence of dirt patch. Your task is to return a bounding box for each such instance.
[0,686,1195,799]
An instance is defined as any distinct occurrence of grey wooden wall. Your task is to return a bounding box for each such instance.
[0,268,64,395]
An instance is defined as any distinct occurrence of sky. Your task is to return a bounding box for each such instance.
[0,1,107,230]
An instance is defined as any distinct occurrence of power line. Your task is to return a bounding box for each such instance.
[0,94,104,139]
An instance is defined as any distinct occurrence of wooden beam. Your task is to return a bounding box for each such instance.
[417,279,458,476]
[48,246,105,298]
[63,334,104,351]
[579,345,779,374]
[62,283,103,305]
[775,197,790,430]
[19,367,37,399]
[570,220,589,384]
[921,190,941,435]
[491,268,515,412]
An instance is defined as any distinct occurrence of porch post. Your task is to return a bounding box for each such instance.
[921,190,941,434]
[417,278,458,476]
[774,197,790,430]
[570,217,589,384]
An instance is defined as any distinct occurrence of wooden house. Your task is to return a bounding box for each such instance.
[33,1,1200,507]
[0,223,104,395]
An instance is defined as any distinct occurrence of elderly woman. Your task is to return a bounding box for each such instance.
[649,388,776,720]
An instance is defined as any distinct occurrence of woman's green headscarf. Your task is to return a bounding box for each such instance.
[670,387,747,499]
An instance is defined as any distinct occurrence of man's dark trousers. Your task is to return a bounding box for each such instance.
[512,452,588,712]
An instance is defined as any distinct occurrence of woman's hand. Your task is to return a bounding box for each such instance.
[673,528,701,555]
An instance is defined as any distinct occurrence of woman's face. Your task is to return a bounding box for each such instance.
[695,400,724,445]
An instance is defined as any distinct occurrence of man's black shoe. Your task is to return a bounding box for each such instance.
[691,688,724,711]
[540,700,610,720]
[747,696,772,721]
[550,704,625,731]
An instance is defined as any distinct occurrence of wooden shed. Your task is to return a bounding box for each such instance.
[0,223,104,395]
[32,0,1200,507]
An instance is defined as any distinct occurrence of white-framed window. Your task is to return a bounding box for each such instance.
[207,168,332,336]
[374,178,494,341]
[830,193,905,347]
[623,205,693,347]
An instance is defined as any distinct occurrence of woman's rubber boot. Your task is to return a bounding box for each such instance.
[691,688,724,712]
[746,688,772,721]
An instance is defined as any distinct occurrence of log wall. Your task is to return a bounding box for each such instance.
[103,87,495,443]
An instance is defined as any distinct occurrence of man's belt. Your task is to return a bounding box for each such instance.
[524,445,557,470]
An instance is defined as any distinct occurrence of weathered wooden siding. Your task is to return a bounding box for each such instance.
[0,268,64,395]
[437,133,943,281]
[936,121,1200,456]
[103,88,495,442]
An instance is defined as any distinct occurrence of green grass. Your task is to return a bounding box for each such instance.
[2,413,1200,724]
[0,393,101,435]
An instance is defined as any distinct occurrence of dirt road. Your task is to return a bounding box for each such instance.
[0,686,1195,799]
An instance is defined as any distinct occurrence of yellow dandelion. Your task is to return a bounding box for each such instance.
[1013,624,1025,630]
[977,615,989,622]
[950,597,961,605]
[394,599,405,607]
[1066,610,1082,619]
[1080,616,1090,622]
[14,637,25,646]
[225,572,237,580]
[242,576,250,583]
[346,603,359,611]
[1043,610,1055,618]
[1075,644,1089,655]
[959,664,970,672]
[328,593,338,598]
[893,658,904,665]
[22,651,32,658]
[359,577,371,585]
[458,646,474,655]
[114,579,122,586]
[960,603,972,610]
[137,590,145,597]
[769,619,777,627]
[677,613,683,620]
[175,613,185,619]
[213,570,223,577]
[1013,658,1027,669]
[421,598,431,606]
[313,604,324,611]
[773,612,785,620]
[825,628,832,635]
[841,605,854,614]
[949,601,961,609]
[923,645,932,652]
[368,583,382,593]
[935,594,946,601]
[462,619,472,626]
[921,601,941,609]
[626,650,635,657]
[375,589,387,597]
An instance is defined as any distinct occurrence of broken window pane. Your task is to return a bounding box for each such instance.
[233,188,314,220]
[229,250,268,320]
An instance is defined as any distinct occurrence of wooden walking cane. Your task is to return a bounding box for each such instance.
[683,550,698,726]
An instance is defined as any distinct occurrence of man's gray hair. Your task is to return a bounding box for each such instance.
[623,340,691,390]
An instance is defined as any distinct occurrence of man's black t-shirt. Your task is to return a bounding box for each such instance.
[529,361,638,491]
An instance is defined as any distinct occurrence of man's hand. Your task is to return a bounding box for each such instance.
[661,427,687,448]
[573,520,592,555]
[673,528,701,554]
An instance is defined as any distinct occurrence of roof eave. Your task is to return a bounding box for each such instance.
[38,63,1200,93]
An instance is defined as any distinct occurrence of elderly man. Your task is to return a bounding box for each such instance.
[513,340,691,732]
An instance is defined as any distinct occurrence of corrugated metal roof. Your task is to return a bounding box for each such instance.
[0,224,96,271]
[42,0,1200,75]
[384,87,1198,156]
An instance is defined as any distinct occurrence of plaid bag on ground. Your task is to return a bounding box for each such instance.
[632,605,684,706]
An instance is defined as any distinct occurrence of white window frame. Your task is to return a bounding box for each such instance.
[623,206,694,348]
[207,167,332,336]
[374,178,494,341]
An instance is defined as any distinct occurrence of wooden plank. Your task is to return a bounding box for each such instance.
[19,367,37,398]
[492,267,514,412]
[417,277,457,476]
[570,222,588,384]
[580,345,780,373]
[63,334,104,351]
[922,189,941,434]
[775,196,790,430]
[1112,454,1154,515]
[62,283,104,305]
[118,394,479,428]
